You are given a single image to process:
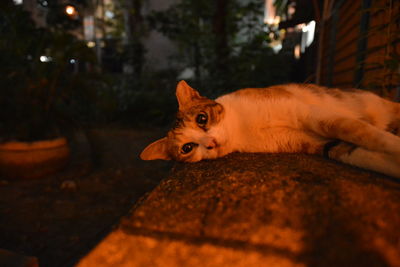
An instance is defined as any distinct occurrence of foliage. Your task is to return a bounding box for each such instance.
[99,0,293,128]
[38,0,87,30]
[100,1,126,40]
[147,0,290,96]
[110,70,179,128]
[273,0,291,19]
[0,1,99,142]
[103,0,148,77]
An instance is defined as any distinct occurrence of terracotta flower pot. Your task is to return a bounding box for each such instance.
[0,137,70,179]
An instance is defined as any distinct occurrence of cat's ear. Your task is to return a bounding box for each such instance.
[176,80,202,110]
[140,137,171,161]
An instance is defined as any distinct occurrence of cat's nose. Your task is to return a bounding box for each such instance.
[205,139,217,150]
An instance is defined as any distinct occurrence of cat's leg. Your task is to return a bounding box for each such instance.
[303,106,400,177]
[325,141,400,178]
[387,115,400,136]
[304,108,400,157]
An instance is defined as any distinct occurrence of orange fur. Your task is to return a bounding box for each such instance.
[141,81,400,178]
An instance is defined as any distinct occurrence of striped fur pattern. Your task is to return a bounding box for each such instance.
[140,80,400,178]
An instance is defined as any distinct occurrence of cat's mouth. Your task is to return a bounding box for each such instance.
[206,139,218,150]
[208,138,230,158]
[212,142,226,158]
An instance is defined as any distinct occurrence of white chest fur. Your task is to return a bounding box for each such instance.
[213,94,322,154]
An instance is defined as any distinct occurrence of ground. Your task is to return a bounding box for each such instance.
[0,128,173,267]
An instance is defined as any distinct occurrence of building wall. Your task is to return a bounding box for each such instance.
[318,0,400,99]
[363,0,400,98]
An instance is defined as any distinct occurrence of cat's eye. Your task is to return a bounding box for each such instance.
[196,113,208,126]
[181,142,198,154]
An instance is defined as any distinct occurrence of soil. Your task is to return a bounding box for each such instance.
[0,127,173,267]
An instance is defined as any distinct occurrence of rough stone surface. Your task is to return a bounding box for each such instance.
[78,153,400,267]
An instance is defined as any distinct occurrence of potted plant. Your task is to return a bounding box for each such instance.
[0,1,97,179]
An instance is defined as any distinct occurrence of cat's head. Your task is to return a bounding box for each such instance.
[140,80,225,162]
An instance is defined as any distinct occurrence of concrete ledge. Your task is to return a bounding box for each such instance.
[78,153,400,267]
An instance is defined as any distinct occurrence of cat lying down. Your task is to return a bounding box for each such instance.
[140,80,400,178]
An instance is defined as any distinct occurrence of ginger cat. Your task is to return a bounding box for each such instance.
[140,80,400,178]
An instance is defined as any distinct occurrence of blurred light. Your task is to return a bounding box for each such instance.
[178,68,195,80]
[40,0,48,7]
[40,56,52,62]
[105,10,114,19]
[288,6,296,16]
[65,5,77,16]
[306,21,316,47]
[84,16,95,40]
[268,32,274,39]
[294,45,301,59]
[272,43,282,53]
[296,23,306,31]
[13,0,23,5]
[302,20,316,33]
[265,16,280,25]
[70,59,76,64]
[300,20,316,53]
[274,16,281,24]
[87,41,96,48]
[264,0,280,25]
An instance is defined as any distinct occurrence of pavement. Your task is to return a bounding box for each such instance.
[77,152,400,267]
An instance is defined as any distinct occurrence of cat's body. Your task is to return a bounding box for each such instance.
[141,81,400,178]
